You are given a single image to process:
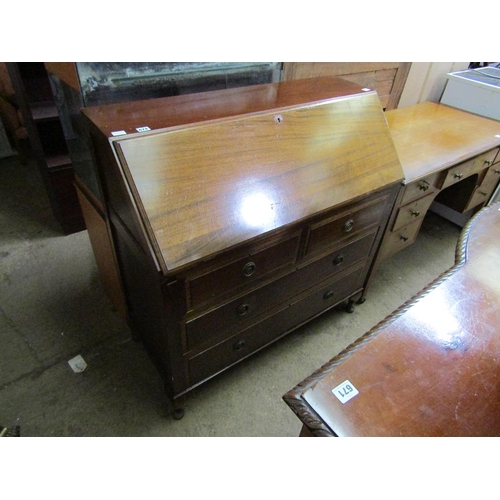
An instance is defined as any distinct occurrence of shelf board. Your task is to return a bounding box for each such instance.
[30,101,59,122]
[46,154,72,170]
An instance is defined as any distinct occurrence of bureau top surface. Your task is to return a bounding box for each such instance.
[84,77,404,273]
[386,101,500,183]
[285,203,500,436]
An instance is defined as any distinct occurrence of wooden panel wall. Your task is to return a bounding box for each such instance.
[282,62,411,110]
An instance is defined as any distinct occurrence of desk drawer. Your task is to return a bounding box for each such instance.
[187,231,301,309]
[392,192,436,231]
[379,219,422,260]
[186,231,376,351]
[400,172,441,205]
[307,195,387,256]
[188,264,365,386]
[441,149,499,190]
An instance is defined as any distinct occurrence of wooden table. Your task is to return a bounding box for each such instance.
[376,102,500,263]
[283,202,500,436]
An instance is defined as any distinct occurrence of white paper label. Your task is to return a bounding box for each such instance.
[68,355,87,373]
[111,130,127,136]
[361,88,371,92]
[332,380,359,404]
[136,126,151,132]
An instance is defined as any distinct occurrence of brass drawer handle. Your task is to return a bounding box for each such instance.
[323,290,334,301]
[236,303,250,316]
[454,173,463,179]
[411,210,420,217]
[241,262,256,277]
[233,340,246,351]
[400,235,409,242]
[332,254,344,266]
[343,219,354,232]
[419,180,430,191]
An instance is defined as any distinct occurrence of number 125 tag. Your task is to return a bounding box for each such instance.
[332,380,359,404]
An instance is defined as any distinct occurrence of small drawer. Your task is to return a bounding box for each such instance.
[188,231,301,309]
[480,165,500,191]
[400,172,441,205]
[188,264,365,386]
[378,219,422,260]
[186,231,376,351]
[392,192,436,231]
[441,149,499,190]
[306,194,388,256]
[465,185,495,211]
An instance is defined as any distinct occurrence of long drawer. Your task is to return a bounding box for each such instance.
[185,230,377,351]
[188,263,366,386]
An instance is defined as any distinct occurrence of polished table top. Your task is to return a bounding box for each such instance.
[283,202,500,436]
[386,102,500,183]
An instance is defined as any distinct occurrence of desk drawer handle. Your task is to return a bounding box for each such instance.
[411,210,420,217]
[485,159,493,166]
[332,254,344,266]
[241,262,256,277]
[233,340,246,351]
[343,219,354,232]
[494,169,500,174]
[419,180,430,191]
[400,235,409,242]
[323,290,334,301]
[454,173,464,179]
[479,191,488,196]
[236,303,250,316]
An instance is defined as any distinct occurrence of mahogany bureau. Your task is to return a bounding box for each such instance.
[283,202,500,437]
[375,102,500,265]
[81,77,404,418]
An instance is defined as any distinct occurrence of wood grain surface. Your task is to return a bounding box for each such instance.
[386,102,500,183]
[284,203,500,436]
[114,89,403,271]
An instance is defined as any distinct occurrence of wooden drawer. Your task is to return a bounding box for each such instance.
[480,165,500,191]
[465,183,497,211]
[186,230,377,351]
[188,263,365,386]
[379,219,422,261]
[187,231,301,310]
[400,172,441,205]
[441,148,499,190]
[392,192,436,231]
[306,194,388,256]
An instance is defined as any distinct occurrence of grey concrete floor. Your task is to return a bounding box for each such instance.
[0,154,462,437]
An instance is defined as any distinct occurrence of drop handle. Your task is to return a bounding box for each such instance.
[494,169,500,174]
[332,254,344,266]
[454,173,464,179]
[479,191,488,196]
[233,340,246,351]
[241,261,256,277]
[343,219,354,232]
[485,159,493,166]
[411,210,420,217]
[400,235,409,242]
[419,180,430,191]
[323,290,334,301]
[236,303,250,316]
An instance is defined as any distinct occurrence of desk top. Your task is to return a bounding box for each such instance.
[283,202,500,436]
[83,77,403,273]
[386,102,500,183]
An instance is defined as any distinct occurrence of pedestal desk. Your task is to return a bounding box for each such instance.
[376,102,500,264]
[81,77,404,417]
[283,203,500,437]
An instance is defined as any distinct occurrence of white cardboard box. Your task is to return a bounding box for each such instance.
[441,66,500,121]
